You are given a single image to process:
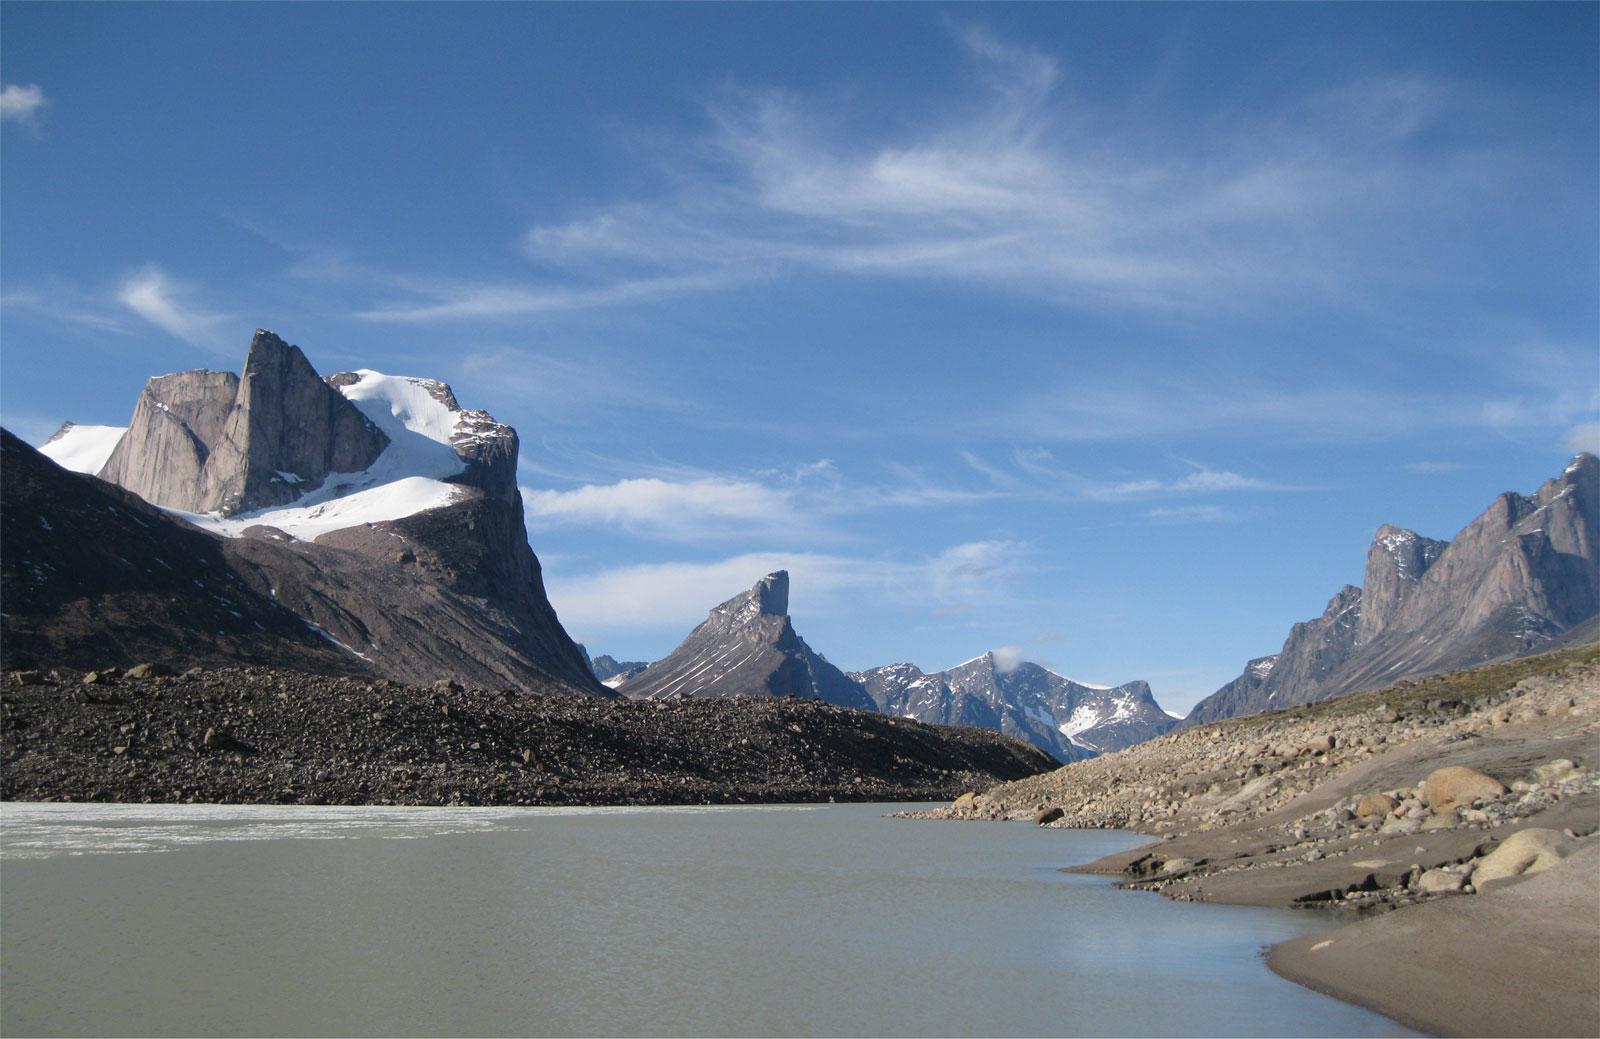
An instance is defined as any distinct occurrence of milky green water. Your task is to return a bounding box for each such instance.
[0,802,1411,1037]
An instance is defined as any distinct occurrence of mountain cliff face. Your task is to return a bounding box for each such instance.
[1187,454,1599,725]
[616,572,876,710]
[27,329,599,692]
[99,331,390,515]
[851,653,1176,762]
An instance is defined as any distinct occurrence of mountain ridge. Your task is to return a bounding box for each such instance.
[1187,453,1599,725]
[851,651,1176,762]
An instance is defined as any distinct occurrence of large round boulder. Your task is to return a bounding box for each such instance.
[1473,828,1570,888]
[1422,766,1507,811]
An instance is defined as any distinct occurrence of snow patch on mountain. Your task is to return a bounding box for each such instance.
[39,424,127,475]
[152,369,484,541]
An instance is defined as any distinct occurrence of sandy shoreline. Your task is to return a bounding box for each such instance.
[1268,843,1600,1038]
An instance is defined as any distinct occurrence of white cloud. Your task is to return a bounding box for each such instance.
[1567,421,1600,455]
[990,643,1024,674]
[115,266,229,350]
[925,539,1028,601]
[0,83,46,123]
[2,285,131,333]
[546,540,1031,635]
[355,271,738,322]
[498,34,1531,323]
[523,478,794,539]
[1146,505,1232,524]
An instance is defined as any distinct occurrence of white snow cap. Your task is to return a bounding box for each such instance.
[38,424,126,475]
[170,368,477,541]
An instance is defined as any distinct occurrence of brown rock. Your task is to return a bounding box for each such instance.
[1473,828,1570,888]
[1355,792,1397,818]
[1422,766,1507,812]
[1033,806,1064,826]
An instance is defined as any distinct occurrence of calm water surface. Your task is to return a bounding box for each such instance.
[0,802,1410,1037]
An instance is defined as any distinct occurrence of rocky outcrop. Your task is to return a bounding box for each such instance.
[1358,526,1448,644]
[100,331,389,515]
[616,572,877,710]
[1188,455,1600,725]
[853,653,1173,762]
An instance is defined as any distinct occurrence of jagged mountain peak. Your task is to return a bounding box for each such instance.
[618,571,873,709]
[706,570,789,627]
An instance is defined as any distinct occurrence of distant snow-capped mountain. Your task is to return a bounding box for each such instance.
[851,652,1176,762]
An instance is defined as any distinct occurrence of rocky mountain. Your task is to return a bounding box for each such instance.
[2,428,362,677]
[616,572,877,710]
[585,652,649,688]
[852,652,1176,762]
[20,329,599,692]
[1187,454,1599,725]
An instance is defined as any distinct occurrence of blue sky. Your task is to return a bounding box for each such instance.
[3,3,1596,713]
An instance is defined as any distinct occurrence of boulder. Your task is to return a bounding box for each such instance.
[952,791,978,813]
[124,662,173,679]
[1033,806,1064,826]
[1355,792,1397,818]
[1159,857,1196,875]
[1302,734,1335,755]
[1422,766,1507,811]
[1415,868,1465,894]
[1472,828,1570,888]
[1532,759,1578,785]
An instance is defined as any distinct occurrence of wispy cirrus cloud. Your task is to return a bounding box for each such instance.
[1,282,131,334]
[523,477,796,540]
[115,266,230,351]
[545,539,1030,636]
[338,25,1547,325]
[961,446,1282,504]
[500,28,1535,321]
[521,445,1282,546]
[356,271,739,322]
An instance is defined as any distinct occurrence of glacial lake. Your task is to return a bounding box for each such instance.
[0,802,1410,1037]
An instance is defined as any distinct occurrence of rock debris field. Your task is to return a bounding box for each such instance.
[1,664,1056,806]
